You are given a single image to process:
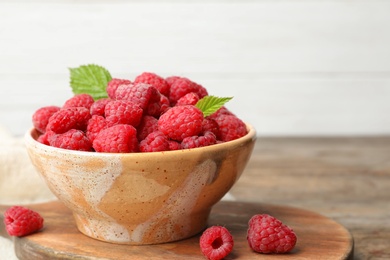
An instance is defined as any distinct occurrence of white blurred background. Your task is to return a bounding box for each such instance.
[0,0,389,137]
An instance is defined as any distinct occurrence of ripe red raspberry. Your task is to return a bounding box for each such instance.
[201,118,220,139]
[192,81,208,98]
[3,206,44,237]
[139,131,169,152]
[181,131,216,149]
[158,105,204,142]
[37,130,56,145]
[49,129,92,151]
[168,77,208,105]
[199,226,234,260]
[90,98,111,117]
[168,140,181,151]
[86,115,109,143]
[32,106,61,133]
[134,72,170,97]
[106,78,132,99]
[115,83,161,111]
[146,93,170,118]
[137,115,158,141]
[165,75,181,86]
[247,214,297,254]
[46,107,91,134]
[214,114,247,142]
[176,92,200,106]
[208,106,234,120]
[158,94,171,115]
[113,83,132,99]
[146,101,162,118]
[63,93,95,110]
[92,124,139,153]
[105,100,143,127]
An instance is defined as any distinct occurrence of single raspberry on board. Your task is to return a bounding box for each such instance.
[92,124,139,153]
[3,206,44,237]
[106,78,132,99]
[247,214,297,254]
[63,93,95,110]
[168,77,208,105]
[86,115,109,143]
[134,72,170,97]
[139,131,169,152]
[181,131,216,149]
[32,106,61,133]
[176,92,200,106]
[90,98,111,117]
[158,105,204,141]
[214,114,247,142]
[137,115,159,141]
[46,107,91,134]
[49,129,92,151]
[104,100,143,127]
[199,226,234,260]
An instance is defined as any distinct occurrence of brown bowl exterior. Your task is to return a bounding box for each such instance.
[25,125,256,245]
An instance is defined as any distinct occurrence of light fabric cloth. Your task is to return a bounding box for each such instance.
[0,127,55,259]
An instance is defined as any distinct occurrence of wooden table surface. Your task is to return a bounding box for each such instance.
[230,137,390,260]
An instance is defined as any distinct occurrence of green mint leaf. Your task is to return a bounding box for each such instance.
[69,64,112,100]
[195,96,233,117]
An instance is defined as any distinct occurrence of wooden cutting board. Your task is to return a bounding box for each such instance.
[0,200,353,259]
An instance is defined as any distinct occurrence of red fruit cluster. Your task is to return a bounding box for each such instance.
[32,73,247,152]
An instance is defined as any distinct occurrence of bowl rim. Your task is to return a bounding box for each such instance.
[25,123,256,158]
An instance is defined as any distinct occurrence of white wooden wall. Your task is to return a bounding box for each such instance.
[1,0,389,137]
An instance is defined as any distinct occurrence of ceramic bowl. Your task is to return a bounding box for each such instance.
[25,124,256,245]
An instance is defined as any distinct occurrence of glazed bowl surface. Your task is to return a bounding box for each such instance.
[25,124,256,245]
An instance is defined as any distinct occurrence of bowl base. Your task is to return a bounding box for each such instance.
[72,209,211,245]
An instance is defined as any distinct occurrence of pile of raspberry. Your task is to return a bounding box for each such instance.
[32,72,248,152]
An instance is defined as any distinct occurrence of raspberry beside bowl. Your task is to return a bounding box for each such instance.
[24,124,256,245]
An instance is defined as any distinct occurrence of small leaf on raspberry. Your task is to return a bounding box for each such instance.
[195,96,233,117]
[69,64,112,100]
